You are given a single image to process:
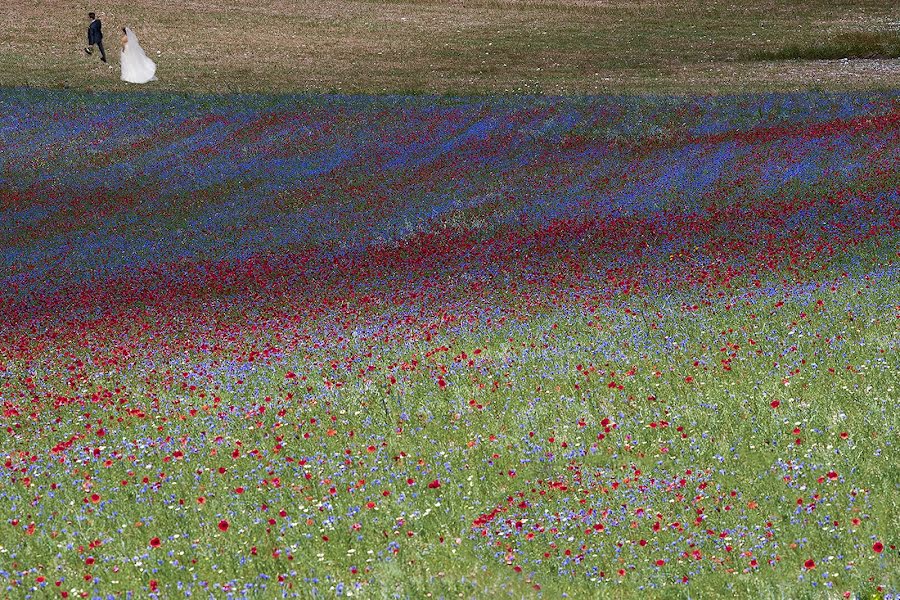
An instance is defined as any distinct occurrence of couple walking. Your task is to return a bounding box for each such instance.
[85,12,157,84]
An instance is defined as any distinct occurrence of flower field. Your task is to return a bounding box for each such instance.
[0,89,898,598]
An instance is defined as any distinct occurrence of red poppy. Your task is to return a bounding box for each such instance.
[770,400,780,408]
[428,479,441,489]
[149,537,161,548]
[804,559,815,570]
[873,541,884,553]
[218,519,230,532]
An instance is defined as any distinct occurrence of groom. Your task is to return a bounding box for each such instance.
[85,12,107,63]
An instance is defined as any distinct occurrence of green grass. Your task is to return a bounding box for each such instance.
[751,31,900,61]
[6,267,898,597]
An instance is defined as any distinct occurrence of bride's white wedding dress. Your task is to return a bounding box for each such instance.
[120,27,157,84]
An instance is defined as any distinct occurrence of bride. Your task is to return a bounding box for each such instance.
[120,27,157,84]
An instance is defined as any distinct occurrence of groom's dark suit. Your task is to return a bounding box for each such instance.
[87,18,106,62]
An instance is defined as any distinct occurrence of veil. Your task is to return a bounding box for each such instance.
[121,27,158,84]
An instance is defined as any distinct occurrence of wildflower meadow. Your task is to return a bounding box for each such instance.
[0,88,897,598]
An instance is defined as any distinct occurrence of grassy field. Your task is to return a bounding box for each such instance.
[2,0,900,95]
[1,2,898,598]
[1,89,898,599]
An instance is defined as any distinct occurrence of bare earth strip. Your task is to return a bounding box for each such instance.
[1,0,898,95]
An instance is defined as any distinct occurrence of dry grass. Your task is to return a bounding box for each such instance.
[1,0,898,95]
